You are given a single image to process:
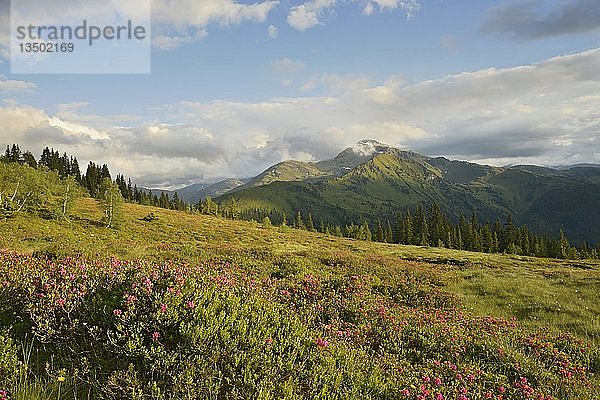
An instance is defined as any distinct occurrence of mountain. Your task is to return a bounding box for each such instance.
[148,178,248,204]
[229,140,394,193]
[217,140,600,244]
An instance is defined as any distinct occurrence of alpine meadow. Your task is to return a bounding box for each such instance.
[1,1,600,399]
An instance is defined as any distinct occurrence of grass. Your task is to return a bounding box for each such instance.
[1,197,599,343]
[0,197,599,398]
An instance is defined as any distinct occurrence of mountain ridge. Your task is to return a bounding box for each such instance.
[214,140,600,244]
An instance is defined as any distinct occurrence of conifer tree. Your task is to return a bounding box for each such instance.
[419,213,429,246]
[295,211,305,229]
[281,212,287,226]
[385,220,393,243]
[403,210,413,245]
[375,219,385,242]
[395,211,404,244]
[306,212,315,232]
[558,229,570,259]
[360,221,372,241]
[22,151,37,168]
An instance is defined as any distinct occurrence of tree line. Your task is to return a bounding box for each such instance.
[2,145,122,227]
[2,144,598,259]
[232,204,599,259]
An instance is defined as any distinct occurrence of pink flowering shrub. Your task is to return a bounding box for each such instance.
[0,250,597,399]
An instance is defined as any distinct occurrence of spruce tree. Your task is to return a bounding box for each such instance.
[558,229,570,259]
[395,211,404,244]
[295,211,305,229]
[385,220,393,243]
[306,212,315,231]
[375,219,385,242]
[361,221,372,241]
[419,213,429,246]
[403,210,413,245]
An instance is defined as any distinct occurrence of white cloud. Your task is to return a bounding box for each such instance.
[271,58,305,73]
[152,30,208,51]
[0,75,37,92]
[268,24,279,39]
[151,0,279,48]
[301,73,371,93]
[0,0,278,56]
[152,0,278,27]
[287,0,420,30]
[48,117,111,141]
[362,2,375,16]
[287,0,336,31]
[2,49,600,186]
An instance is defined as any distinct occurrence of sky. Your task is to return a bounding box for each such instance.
[0,0,599,189]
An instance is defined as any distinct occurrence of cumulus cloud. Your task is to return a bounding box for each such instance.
[0,0,278,56]
[482,0,600,41]
[287,0,336,31]
[152,0,278,27]
[288,0,419,30]
[2,49,600,187]
[0,75,37,92]
[301,73,371,93]
[268,24,279,39]
[151,0,279,48]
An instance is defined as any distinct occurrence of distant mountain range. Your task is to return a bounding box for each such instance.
[153,140,600,244]
[147,178,249,204]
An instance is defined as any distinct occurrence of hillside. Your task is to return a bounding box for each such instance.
[0,199,600,399]
[218,142,600,244]
[0,198,599,398]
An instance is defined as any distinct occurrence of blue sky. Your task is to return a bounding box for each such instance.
[1,0,599,188]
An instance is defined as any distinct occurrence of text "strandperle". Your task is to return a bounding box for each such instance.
[16,20,146,46]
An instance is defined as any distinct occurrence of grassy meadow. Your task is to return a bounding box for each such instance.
[0,198,599,399]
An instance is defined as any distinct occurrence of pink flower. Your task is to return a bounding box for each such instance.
[143,277,153,293]
[519,376,528,385]
[265,338,273,344]
[484,392,493,399]
[498,386,506,393]
[113,309,122,316]
[315,337,329,347]
[422,376,431,383]
[401,389,410,396]
[186,300,195,309]
[56,298,66,307]
[434,377,442,386]
[160,303,167,313]
[435,393,444,400]
[125,294,137,305]
[151,331,160,341]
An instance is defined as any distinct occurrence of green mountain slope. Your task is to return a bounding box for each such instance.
[218,143,600,244]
